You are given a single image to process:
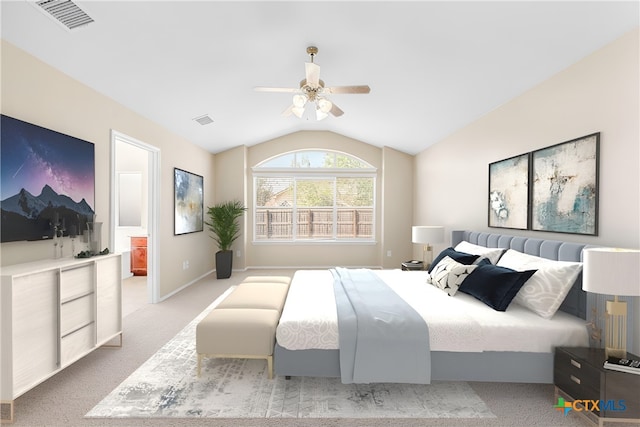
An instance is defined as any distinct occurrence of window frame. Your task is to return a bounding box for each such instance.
[252,150,377,244]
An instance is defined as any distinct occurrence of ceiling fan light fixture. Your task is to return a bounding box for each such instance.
[255,46,370,119]
[292,106,305,118]
[292,94,307,108]
[317,98,333,114]
[316,108,329,121]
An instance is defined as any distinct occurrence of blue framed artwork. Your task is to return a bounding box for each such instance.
[0,115,95,242]
[530,133,599,235]
[174,168,204,235]
[488,153,529,230]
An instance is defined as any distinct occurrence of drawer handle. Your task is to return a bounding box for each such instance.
[570,359,581,369]
[570,375,581,385]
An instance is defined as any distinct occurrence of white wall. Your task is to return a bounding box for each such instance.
[114,140,148,253]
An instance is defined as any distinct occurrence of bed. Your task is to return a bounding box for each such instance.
[273,230,592,384]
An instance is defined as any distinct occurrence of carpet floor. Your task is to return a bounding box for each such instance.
[86,288,494,419]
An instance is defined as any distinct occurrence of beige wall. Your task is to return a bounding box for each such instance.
[213,145,247,270]
[413,28,640,353]
[381,146,414,268]
[233,131,414,268]
[1,40,217,299]
[414,28,639,252]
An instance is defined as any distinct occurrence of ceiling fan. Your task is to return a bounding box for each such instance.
[255,46,371,120]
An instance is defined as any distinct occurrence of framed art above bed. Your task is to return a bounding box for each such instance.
[488,132,600,235]
[531,133,599,235]
[488,153,529,230]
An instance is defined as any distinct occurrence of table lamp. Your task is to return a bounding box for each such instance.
[582,247,640,358]
[411,226,444,269]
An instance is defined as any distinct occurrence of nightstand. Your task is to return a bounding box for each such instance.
[401,261,423,271]
[554,347,640,426]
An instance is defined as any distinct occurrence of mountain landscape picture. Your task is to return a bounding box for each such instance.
[1,115,95,242]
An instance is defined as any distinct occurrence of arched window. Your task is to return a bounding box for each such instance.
[252,150,376,242]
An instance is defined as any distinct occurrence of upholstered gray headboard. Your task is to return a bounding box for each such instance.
[452,230,588,320]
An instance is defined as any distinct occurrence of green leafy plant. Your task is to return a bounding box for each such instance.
[205,200,246,252]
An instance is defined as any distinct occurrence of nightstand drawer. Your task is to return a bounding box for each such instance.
[554,349,601,401]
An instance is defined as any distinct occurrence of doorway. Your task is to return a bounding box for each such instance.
[110,130,160,307]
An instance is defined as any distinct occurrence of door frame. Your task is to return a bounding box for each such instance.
[110,130,161,303]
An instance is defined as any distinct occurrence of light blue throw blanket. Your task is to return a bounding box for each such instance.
[331,267,431,384]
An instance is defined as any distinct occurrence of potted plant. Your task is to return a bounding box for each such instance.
[205,200,246,279]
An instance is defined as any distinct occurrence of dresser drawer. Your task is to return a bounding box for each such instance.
[60,264,94,300]
[60,294,94,337]
[61,324,95,367]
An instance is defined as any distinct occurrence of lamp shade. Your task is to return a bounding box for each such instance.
[412,226,444,245]
[582,247,640,296]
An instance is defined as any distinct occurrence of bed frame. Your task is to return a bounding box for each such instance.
[274,230,590,383]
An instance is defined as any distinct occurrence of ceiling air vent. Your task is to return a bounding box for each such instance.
[193,115,214,126]
[32,0,94,31]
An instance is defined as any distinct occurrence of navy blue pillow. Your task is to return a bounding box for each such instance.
[428,247,480,273]
[458,264,537,311]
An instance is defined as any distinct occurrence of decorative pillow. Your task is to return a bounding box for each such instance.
[428,256,478,296]
[458,264,537,311]
[496,249,582,319]
[428,247,480,273]
[454,241,506,265]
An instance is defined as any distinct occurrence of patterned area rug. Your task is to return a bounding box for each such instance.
[86,288,495,419]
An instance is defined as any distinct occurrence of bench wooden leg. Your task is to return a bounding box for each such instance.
[267,355,273,379]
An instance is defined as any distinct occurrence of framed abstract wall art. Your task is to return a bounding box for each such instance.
[488,153,530,230]
[530,133,599,235]
[174,168,204,235]
[0,114,95,242]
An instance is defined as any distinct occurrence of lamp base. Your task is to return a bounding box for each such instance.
[604,298,627,359]
[422,244,433,270]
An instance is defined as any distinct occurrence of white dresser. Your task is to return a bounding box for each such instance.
[0,253,122,423]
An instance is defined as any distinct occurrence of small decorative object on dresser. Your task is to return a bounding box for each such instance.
[554,347,640,427]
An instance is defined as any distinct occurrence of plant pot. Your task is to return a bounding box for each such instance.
[215,250,233,279]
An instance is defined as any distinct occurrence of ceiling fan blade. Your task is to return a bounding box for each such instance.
[305,62,321,87]
[325,85,371,94]
[330,103,344,117]
[254,87,298,93]
[281,105,294,117]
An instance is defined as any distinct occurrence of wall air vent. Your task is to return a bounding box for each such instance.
[193,115,214,126]
[32,0,94,31]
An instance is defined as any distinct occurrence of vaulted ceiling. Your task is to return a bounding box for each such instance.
[2,1,638,155]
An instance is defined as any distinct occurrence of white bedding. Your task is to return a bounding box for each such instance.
[276,269,589,353]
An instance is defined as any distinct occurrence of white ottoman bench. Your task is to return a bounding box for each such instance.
[196,308,280,378]
[195,276,291,379]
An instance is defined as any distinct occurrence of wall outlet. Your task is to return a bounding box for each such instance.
[183,260,189,270]
[236,250,241,258]
[387,250,392,257]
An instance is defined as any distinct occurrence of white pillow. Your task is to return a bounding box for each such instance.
[427,256,478,296]
[455,241,506,264]
[496,249,582,319]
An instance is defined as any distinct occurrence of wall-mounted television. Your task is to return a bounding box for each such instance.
[1,114,95,242]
